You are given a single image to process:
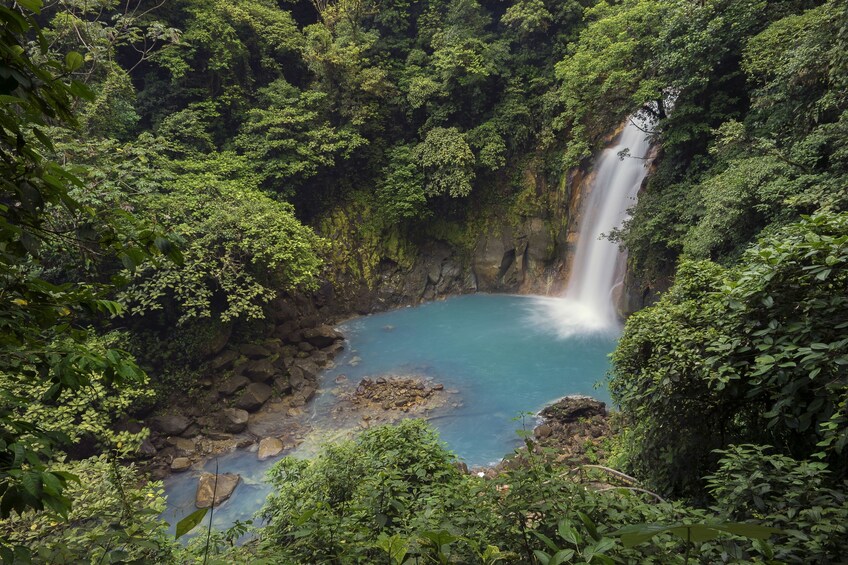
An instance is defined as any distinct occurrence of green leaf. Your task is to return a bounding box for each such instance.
[175,508,208,539]
[557,520,580,546]
[15,0,43,13]
[64,51,84,72]
[533,549,551,565]
[549,548,575,565]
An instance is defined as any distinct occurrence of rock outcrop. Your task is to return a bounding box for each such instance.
[532,396,610,463]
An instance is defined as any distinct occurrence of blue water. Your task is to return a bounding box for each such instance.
[321,294,616,465]
[161,293,619,535]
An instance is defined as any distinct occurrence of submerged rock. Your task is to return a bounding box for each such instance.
[170,457,192,472]
[335,375,450,425]
[195,473,240,508]
[257,437,284,460]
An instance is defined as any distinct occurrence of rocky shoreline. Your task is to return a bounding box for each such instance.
[532,395,610,462]
[476,395,611,478]
[140,324,345,481]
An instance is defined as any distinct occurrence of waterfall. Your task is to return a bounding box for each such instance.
[529,120,653,338]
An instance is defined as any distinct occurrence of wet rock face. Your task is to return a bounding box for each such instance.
[195,473,240,508]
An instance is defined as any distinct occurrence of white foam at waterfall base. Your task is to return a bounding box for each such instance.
[525,296,621,339]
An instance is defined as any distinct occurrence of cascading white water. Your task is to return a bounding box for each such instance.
[529,119,653,338]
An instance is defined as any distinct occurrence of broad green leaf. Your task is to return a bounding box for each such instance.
[175,508,208,539]
[64,51,84,72]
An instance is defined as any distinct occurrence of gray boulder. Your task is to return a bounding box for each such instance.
[235,382,273,412]
[244,358,276,383]
[218,374,251,396]
[209,349,239,371]
[288,366,306,390]
[221,408,249,433]
[291,359,320,380]
[302,325,343,348]
[273,376,293,395]
[150,414,191,436]
[540,396,606,424]
[239,343,273,359]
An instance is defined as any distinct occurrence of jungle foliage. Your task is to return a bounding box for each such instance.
[1,0,847,563]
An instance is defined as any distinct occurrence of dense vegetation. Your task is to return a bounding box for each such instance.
[1,0,846,563]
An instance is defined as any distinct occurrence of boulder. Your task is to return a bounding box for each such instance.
[273,376,293,395]
[301,325,343,349]
[209,349,239,371]
[166,436,196,456]
[534,424,553,439]
[310,351,329,367]
[297,385,317,404]
[150,414,191,436]
[292,360,320,381]
[218,374,251,396]
[540,396,606,424]
[138,438,157,457]
[195,473,240,508]
[239,343,273,359]
[196,323,232,358]
[322,342,345,356]
[179,423,201,438]
[288,366,306,390]
[243,358,276,383]
[235,382,273,412]
[170,457,192,472]
[221,408,249,433]
[257,437,284,460]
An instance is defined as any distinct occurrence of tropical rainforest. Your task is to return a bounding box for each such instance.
[1,0,846,563]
